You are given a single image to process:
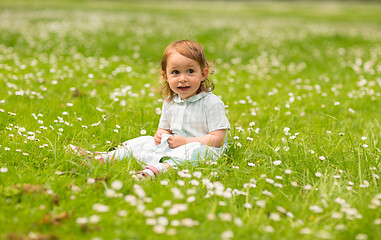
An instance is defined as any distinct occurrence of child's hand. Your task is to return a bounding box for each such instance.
[154,128,172,145]
[167,135,187,148]
[154,132,162,146]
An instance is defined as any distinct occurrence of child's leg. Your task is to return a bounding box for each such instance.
[135,143,218,179]
[66,136,155,163]
[107,145,132,161]
[157,143,222,171]
[66,144,110,163]
[160,143,213,168]
[109,136,155,162]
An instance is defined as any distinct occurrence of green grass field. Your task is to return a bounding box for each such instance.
[0,1,380,239]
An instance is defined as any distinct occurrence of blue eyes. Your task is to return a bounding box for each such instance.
[171,69,194,74]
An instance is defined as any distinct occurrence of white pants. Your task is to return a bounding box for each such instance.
[107,135,223,167]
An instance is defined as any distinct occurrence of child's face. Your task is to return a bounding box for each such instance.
[163,51,208,100]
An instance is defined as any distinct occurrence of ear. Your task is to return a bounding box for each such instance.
[162,71,167,81]
[202,68,209,80]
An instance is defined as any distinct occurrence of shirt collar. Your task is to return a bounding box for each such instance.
[173,92,208,103]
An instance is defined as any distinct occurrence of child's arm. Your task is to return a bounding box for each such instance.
[154,128,172,145]
[167,129,227,149]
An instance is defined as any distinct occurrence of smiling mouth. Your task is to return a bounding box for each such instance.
[178,86,190,91]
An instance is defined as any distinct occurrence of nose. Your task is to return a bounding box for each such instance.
[179,74,187,82]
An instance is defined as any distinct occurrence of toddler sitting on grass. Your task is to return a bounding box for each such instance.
[67,40,230,178]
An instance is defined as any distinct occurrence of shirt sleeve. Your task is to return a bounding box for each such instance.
[158,100,170,129]
[205,96,230,132]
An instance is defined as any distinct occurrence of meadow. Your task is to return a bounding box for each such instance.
[0,0,381,239]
